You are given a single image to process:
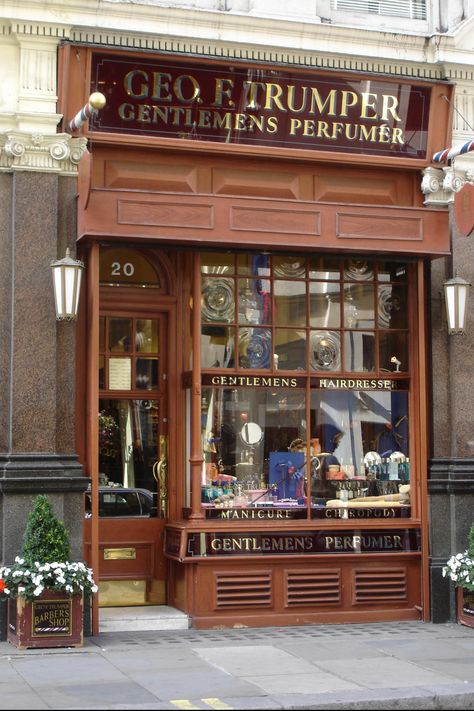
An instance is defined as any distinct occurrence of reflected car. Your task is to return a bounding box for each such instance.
[85,486,156,518]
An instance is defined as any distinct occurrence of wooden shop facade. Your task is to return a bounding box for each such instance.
[60,44,452,628]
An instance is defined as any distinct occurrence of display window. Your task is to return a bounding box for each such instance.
[196,251,413,520]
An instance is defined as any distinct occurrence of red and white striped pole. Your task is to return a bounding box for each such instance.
[432,139,474,163]
[68,92,106,133]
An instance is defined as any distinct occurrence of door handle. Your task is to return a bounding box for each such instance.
[153,435,168,518]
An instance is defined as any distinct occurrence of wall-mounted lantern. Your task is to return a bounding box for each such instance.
[51,249,84,321]
[444,275,470,334]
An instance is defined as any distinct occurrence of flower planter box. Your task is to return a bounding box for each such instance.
[457,586,474,629]
[7,589,83,649]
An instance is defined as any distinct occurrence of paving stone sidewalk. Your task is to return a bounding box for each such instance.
[1,621,474,709]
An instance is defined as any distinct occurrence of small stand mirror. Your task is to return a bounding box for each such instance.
[240,422,263,446]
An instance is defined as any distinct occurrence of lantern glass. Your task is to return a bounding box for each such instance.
[444,276,470,334]
[51,249,84,321]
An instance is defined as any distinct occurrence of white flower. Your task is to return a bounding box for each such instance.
[33,586,44,596]
[14,557,24,565]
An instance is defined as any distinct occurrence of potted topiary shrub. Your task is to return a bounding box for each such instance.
[443,522,474,628]
[0,494,97,648]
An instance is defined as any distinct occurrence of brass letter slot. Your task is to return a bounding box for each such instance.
[104,547,137,560]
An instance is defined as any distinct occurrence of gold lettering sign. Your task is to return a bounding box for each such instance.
[32,600,72,637]
[91,55,431,160]
[317,378,393,390]
[104,547,137,560]
[205,375,303,388]
[187,530,418,557]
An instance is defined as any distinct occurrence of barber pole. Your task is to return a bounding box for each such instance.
[433,138,474,163]
[68,92,106,132]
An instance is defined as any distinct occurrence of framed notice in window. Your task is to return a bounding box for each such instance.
[109,357,131,390]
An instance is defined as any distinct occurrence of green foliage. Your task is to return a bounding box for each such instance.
[20,495,71,566]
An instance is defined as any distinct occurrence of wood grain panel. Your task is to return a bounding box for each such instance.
[213,167,300,199]
[79,188,449,255]
[117,199,214,229]
[104,160,198,192]
[231,206,321,235]
[314,172,413,206]
[187,555,422,628]
[336,212,422,241]
[98,542,154,580]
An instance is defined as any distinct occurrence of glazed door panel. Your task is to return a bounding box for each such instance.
[93,313,169,606]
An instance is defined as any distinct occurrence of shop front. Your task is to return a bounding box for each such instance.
[62,45,452,629]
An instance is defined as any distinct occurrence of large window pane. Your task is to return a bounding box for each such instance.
[201,387,307,510]
[310,389,410,515]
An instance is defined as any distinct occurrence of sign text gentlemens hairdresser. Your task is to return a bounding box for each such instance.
[91,55,430,158]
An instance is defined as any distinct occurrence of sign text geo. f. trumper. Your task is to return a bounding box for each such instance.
[91,55,430,158]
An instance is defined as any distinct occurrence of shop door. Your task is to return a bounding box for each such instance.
[93,312,169,607]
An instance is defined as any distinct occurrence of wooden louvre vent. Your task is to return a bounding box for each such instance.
[285,569,341,607]
[215,571,272,609]
[354,567,408,604]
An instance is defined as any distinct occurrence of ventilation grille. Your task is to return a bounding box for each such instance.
[354,568,408,604]
[331,0,426,20]
[215,571,272,609]
[286,569,341,607]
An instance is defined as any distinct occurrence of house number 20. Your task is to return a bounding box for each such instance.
[111,261,135,277]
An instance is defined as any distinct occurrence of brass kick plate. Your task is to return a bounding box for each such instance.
[99,580,146,606]
[104,547,136,560]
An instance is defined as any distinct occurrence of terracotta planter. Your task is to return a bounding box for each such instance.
[7,589,83,649]
[457,586,474,629]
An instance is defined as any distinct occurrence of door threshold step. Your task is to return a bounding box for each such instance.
[99,605,190,632]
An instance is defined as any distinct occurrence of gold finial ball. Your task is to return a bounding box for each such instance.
[89,92,106,110]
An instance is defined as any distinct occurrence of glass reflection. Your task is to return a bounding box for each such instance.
[379,332,408,372]
[344,331,375,372]
[378,285,407,329]
[238,328,271,369]
[344,284,374,329]
[136,319,158,352]
[309,256,340,280]
[201,252,234,274]
[274,280,307,327]
[309,282,341,328]
[238,279,271,324]
[98,399,159,517]
[201,278,235,323]
[310,389,410,511]
[136,358,158,390]
[109,318,132,352]
[275,329,307,370]
[201,326,234,368]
